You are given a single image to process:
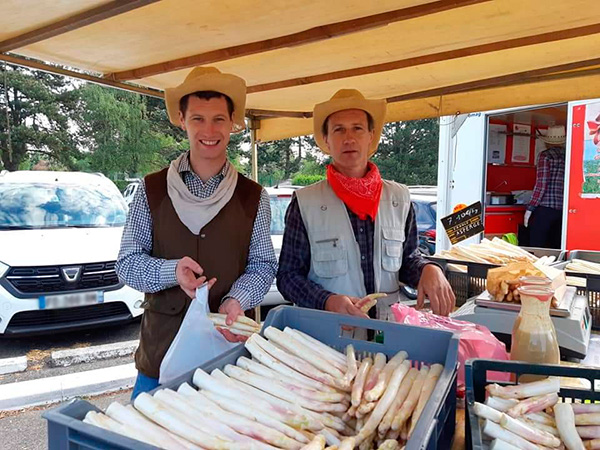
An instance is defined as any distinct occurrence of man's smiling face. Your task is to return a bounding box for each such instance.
[179,95,234,161]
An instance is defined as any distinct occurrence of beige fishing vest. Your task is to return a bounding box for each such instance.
[296,179,411,321]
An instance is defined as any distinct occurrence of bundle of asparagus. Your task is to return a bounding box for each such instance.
[566,259,600,275]
[474,377,600,449]
[208,313,262,337]
[82,326,445,450]
[436,238,556,266]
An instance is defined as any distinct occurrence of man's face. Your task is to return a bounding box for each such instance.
[324,109,373,174]
[179,95,234,161]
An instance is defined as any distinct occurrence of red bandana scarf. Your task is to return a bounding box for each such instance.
[326,162,383,221]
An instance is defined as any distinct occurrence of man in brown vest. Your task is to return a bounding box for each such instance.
[116,67,277,399]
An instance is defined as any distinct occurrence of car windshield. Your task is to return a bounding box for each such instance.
[0,182,127,229]
[270,195,292,235]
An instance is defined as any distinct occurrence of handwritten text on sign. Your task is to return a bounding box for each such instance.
[441,201,484,244]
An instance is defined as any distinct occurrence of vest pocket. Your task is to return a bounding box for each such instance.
[312,238,348,278]
[381,227,405,272]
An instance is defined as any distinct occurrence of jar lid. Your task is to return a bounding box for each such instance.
[516,286,554,301]
[518,276,552,286]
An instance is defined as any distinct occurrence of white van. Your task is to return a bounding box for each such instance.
[0,170,144,336]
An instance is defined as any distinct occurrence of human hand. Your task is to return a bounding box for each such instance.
[217,298,248,343]
[417,264,455,316]
[524,210,532,227]
[325,294,369,319]
[176,256,216,299]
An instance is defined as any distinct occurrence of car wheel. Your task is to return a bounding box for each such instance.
[400,285,418,300]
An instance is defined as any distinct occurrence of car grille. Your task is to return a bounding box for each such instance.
[5,261,121,295]
[6,302,131,329]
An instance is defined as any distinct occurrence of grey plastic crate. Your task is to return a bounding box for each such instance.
[44,306,459,450]
[428,246,566,306]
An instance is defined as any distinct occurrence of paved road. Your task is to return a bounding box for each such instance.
[0,319,141,360]
[0,389,131,450]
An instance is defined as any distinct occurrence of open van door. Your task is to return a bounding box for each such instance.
[564,100,600,251]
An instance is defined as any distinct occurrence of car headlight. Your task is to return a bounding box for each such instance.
[0,261,8,278]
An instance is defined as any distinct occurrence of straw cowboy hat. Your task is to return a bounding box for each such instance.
[313,89,387,157]
[165,66,247,132]
[538,125,566,145]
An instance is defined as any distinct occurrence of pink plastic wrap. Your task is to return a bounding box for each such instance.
[391,303,510,387]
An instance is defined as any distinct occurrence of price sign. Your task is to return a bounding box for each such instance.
[441,201,484,244]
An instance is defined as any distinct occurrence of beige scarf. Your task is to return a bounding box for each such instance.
[166,153,238,235]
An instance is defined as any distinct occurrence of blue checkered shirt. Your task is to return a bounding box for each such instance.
[115,153,277,310]
[277,196,430,310]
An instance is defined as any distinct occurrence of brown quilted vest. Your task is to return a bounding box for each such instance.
[135,167,261,378]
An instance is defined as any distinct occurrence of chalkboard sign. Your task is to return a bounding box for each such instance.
[441,201,484,244]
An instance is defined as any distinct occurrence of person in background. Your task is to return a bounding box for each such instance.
[116,67,276,400]
[276,89,455,323]
[525,125,566,249]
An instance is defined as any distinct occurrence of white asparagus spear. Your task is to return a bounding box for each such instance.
[237,356,345,398]
[578,427,600,439]
[377,439,399,450]
[486,396,518,412]
[473,402,503,422]
[408,363,444,436]
[352,357,373,407]
[343,345,358,385]
[284,328,346,367]
[358,401,377,415]
[489,438,522,450]
[359,433,375,450]
[576,415,600,426]
[154,390,255,444]
[391,365,429,431]
[482,420,540,450]
[199,389,310,444]
[584,439,600,450]
[365,351,408,402]
[208,312,260,329]
[251,334,347,390]
[526,411,557,426]
[320,428,341,447]
[208,315,260,333]
[234,359,347,403]
[105,402,190,450]
[499,413,561,447]
[522,418,559,437]
[356,361,411,445]
[245,336,339,393]
[86,411,168,449]
[224,364,347,412]
[122,405,202,450]
[555,403,585,450]
[378,367,419,438]
[573,405,600,414]
[324,447,338,450]
[507,393,559,417]
[364,353,387,392]
[486,377,561,399]
[301,435,326,450]
[134,393,236,449]
[207,370,345,433]
[264,327,345,379]
[224,328,255,337]
[338,437,356,450]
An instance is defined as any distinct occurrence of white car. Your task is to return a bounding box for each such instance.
[262,186,298,307]
[0,170,144,336]
[122,179,141,207]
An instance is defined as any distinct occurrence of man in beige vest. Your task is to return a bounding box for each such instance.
[277,89,454,321]
[116,67,276,399]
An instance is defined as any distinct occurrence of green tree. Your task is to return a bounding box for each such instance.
[374,118,439,185]
[0,63,80,171]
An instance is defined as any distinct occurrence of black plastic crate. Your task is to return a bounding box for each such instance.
[44,305,460,450]
[428,247,566,306]
[465,358,600,449]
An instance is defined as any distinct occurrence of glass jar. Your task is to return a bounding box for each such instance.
[511,286,560,381]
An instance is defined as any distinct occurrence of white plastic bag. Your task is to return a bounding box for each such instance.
[159,284,236,385]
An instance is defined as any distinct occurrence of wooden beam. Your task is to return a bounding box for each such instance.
[0,0,160,53]
[247,22,600,94]
[0,53,164,99]
[246,109,312,119]
[107,0,491,81]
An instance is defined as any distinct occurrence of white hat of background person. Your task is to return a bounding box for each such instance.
[313,89,387,157]
[538,125,566,145]
[165,66,247,132]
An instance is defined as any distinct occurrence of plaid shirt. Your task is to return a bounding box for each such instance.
[528,147,566,212]
[276,196,430,310]
[115,153,277,310]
